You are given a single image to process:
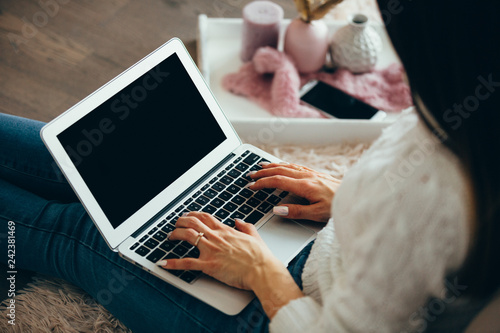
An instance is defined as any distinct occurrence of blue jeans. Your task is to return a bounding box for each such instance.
[0,113,312,333]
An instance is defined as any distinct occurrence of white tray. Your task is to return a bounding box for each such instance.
[197,15,400,126]
[232,117,388,145]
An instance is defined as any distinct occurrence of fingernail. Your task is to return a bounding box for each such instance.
[234,218,244,224]
[259,162,270,166]
[156,260,167,267]
[279,162,289,165]
[245,182,256,188]
[273,206,289,216]
[246,171,257,177]
[182,212,190,217]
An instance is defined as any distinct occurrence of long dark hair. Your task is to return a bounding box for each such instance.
[375,0,500,297]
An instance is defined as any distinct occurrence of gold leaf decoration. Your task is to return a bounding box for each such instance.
[294,0,344,22]
[293,0,312,22]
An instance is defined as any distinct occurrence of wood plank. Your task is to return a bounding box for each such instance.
[0,0,298,121]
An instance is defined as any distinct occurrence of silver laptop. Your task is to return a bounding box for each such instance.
[41,38,316,315]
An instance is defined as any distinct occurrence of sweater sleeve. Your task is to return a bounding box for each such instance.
[269,112,471,332]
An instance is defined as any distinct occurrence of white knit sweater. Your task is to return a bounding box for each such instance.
[270,108,471,332]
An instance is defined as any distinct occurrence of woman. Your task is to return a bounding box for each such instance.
[1,0,499,331]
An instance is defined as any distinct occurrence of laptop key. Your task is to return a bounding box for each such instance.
[231,195,245,205]
[130,242,139,251]
[148,227,158,235]
[211,182,226,192]
[164,252,180,260]
[139,235,148,243]
[246,211,265,224]
[187,202,202,211]
[227,185,240,194]
[215,209,230,220]
[196,196,210,205]
[228,169,241,178]
[249,165,260,172]
[135,246,150,257]
[257,202,273,213]
[220,176,233,185]
[267,195,281,205]
[247,197,261,208]
[223,202,238,212]
[184,248,199,258]
[180,241,193,251]
[210,198,224,208]
[223,219,236,228]
[235,163,250,172]
[146,248,167,263]
[243,153,260,165]
[188,247,200,258]
[162,223,175,233]
[168,269,183,277]
[173,244,189,257]
[238,204,253,215]
[152,231,168,242]
[202,205,216,214]
[159,241,175,252]
[231,212,245,220]
[234,178,249,187]
[145,239,159,249]
[218,191,232,201]
[254,191,268,201]
[180,271,199,283]
[204,189,217,199]
[279,191,289,198]
[239,188,253,198]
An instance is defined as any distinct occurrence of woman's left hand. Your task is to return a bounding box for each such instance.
[157,212,284,291]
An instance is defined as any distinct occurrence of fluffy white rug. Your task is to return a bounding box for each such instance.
[0,141,369,332]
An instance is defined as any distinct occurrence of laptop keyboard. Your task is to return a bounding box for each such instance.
[129,150,289,284]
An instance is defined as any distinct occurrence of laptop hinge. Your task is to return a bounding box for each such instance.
[131,152,236,238]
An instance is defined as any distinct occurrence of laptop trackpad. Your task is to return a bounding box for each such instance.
[258,216,316,265]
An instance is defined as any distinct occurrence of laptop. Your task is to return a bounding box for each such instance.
[40,38,316,315]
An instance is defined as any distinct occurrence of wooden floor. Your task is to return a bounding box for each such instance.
[0,0,297,122]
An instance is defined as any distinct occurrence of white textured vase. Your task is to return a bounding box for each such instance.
[330,13,382,73]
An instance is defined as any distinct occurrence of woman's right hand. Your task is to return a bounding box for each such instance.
[247,162,341,223]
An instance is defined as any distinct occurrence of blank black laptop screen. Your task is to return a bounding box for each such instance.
[57,53,227,228]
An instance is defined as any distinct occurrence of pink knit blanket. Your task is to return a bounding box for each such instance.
[222,47,413,118]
